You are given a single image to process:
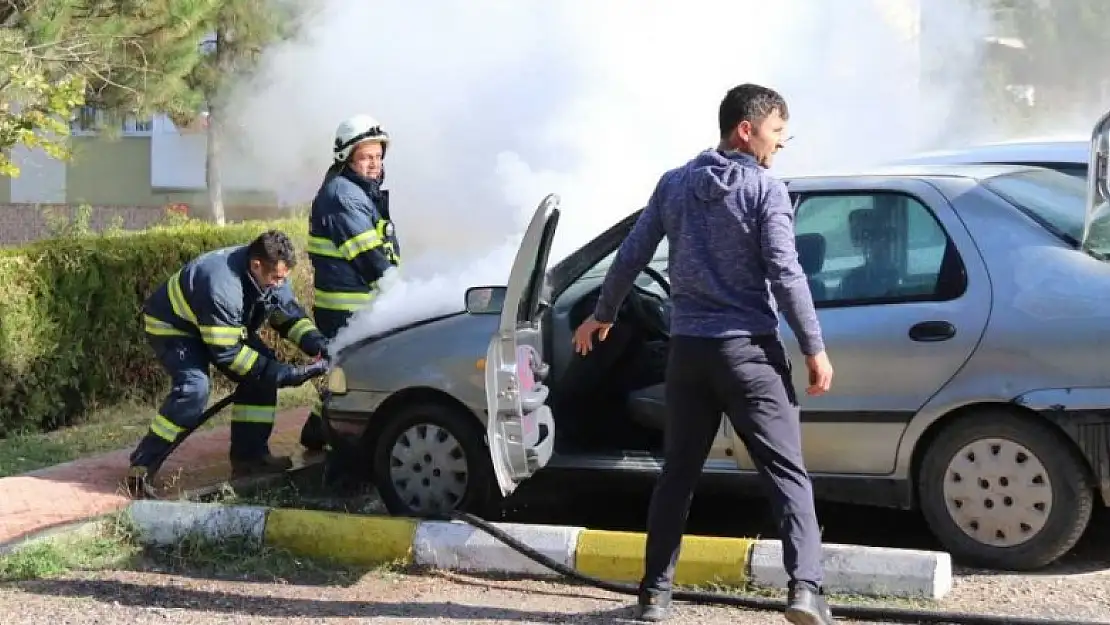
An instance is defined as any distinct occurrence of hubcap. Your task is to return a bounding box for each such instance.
[943,437,1053,548]
[388,423,469,515]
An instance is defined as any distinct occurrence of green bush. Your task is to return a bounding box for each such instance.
[0,217,315,435]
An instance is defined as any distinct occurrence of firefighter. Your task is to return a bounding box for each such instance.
[299,114,400,452]
[126,230,330,498]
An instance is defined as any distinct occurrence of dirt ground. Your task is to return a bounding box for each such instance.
[3,565,1109,625]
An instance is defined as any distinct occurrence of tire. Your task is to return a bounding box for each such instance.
[371,401,501,518]
[917,409,1093,571]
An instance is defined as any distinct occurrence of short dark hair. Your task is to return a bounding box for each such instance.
[718,83,789,138]
[247,230,297,269]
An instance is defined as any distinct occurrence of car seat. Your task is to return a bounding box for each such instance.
[795,233,828,301]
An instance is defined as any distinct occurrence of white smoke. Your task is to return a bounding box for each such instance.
[224,0,997,354]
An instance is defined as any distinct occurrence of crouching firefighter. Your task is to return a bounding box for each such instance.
[298,114,400,452]
[125,230,331,498]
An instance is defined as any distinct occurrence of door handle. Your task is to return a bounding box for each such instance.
[909,320,956,342]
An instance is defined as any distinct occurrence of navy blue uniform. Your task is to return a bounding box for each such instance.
[302,167,400,446]
[130,244,327,470]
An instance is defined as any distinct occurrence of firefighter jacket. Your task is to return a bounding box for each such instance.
[141,244,327,385]
[307,167,400,313]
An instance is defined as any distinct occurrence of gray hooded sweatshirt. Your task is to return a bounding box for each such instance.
[593,148,825,356]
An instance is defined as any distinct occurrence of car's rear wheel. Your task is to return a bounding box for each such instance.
[917,409,1093,570]
[371,402,500,518]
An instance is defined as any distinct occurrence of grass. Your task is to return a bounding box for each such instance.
[0,507,393,586]
[0,385,318,478]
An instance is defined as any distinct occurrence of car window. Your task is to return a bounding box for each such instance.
[588,243,669,279]
[979,168,1086,246]
[794,192,966,306]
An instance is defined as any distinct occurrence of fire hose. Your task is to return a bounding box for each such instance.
[157,393,1108,625]
[436,510,1108,625]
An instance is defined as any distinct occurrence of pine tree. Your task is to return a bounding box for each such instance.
[184,0,298,224]
[0,0,220,175]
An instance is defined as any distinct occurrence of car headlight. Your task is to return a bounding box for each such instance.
[327,366,347,395]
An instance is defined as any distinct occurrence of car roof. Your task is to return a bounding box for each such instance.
[887,139,1089,166]
[783,162,1045,184]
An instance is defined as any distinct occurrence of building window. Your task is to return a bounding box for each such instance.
[70,106,154,136]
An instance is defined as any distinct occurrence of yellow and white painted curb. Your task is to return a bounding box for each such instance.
[124,500,952,599]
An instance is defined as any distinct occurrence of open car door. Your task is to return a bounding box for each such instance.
[484,194,561,497]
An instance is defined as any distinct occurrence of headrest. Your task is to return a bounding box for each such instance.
[795,233,826,274]
[849,208,890,248]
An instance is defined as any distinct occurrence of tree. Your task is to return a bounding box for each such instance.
[184,0,296,224]
[0,0,220,176]
[979,0,1110,128]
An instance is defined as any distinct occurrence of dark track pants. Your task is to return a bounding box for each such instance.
[129,334,280,471]
[301,307,353,446]
[640,334,824,596]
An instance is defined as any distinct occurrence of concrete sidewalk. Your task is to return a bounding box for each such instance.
[0,407,318,547]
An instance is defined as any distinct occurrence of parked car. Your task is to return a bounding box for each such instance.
[318,115,1110,572]
[888,138,1089,178]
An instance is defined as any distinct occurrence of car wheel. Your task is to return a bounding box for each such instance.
[371,402,500,518]
[917,409,1093,570]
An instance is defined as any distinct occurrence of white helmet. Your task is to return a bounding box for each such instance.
[333,114,390,163]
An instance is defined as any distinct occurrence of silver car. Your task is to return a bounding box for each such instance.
[889,138,1089,178]
[320,112,1110,572]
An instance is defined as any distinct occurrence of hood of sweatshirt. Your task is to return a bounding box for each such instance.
[690,149,762,203]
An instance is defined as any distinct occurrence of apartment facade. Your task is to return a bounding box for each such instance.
[0,108,281,245]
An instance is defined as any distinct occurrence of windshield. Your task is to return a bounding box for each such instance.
[980,168,1090,247]
[980,167,1110,259]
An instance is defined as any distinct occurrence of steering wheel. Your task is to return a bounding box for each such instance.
[640,266,671,297]
[629,266,670,340]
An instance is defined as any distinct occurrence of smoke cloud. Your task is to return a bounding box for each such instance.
[224,0,1003,354]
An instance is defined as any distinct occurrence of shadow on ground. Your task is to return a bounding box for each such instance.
[12,577,632,621]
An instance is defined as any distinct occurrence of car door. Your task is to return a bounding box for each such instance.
[485,193,561,497]
[729,177,991,476]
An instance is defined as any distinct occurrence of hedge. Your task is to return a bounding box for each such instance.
[0,217,316,435]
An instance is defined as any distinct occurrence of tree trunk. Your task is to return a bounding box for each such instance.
[205,20,228,226]
[205,102,226,225]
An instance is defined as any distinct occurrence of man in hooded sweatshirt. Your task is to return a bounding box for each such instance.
[572,83,836,624]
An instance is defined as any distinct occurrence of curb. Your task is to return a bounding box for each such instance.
[122,501,953,599]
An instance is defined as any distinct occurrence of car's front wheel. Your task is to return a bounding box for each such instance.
[371,402,501,518]
[917,409,1094,570]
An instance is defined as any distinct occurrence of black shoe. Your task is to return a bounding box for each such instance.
[124,466,159,500]
[786,582,836,625]
[633,591,672,622]
[230,454,294,479]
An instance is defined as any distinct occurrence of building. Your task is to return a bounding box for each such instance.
[0,107,283,246]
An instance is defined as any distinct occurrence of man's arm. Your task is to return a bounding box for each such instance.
[194,293,289,385]
[332,193,395,285]
[268,282,328,357]
[593,186,667,324]
[759,179,825,356]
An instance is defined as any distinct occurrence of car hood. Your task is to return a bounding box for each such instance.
[332,310,466,365]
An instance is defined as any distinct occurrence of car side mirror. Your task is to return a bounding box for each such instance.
[465,286,507,315]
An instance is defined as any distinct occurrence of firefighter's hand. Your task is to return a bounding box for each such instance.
[572,315,613,356]
[277,360,330,388]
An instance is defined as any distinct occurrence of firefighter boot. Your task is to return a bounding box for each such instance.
[230,453,294,479]
[124,465,160,500]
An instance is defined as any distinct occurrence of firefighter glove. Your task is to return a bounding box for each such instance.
[277,359,330,388]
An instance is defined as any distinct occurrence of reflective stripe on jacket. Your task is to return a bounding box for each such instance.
[308,167,400,312]
[142,245,324,382]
